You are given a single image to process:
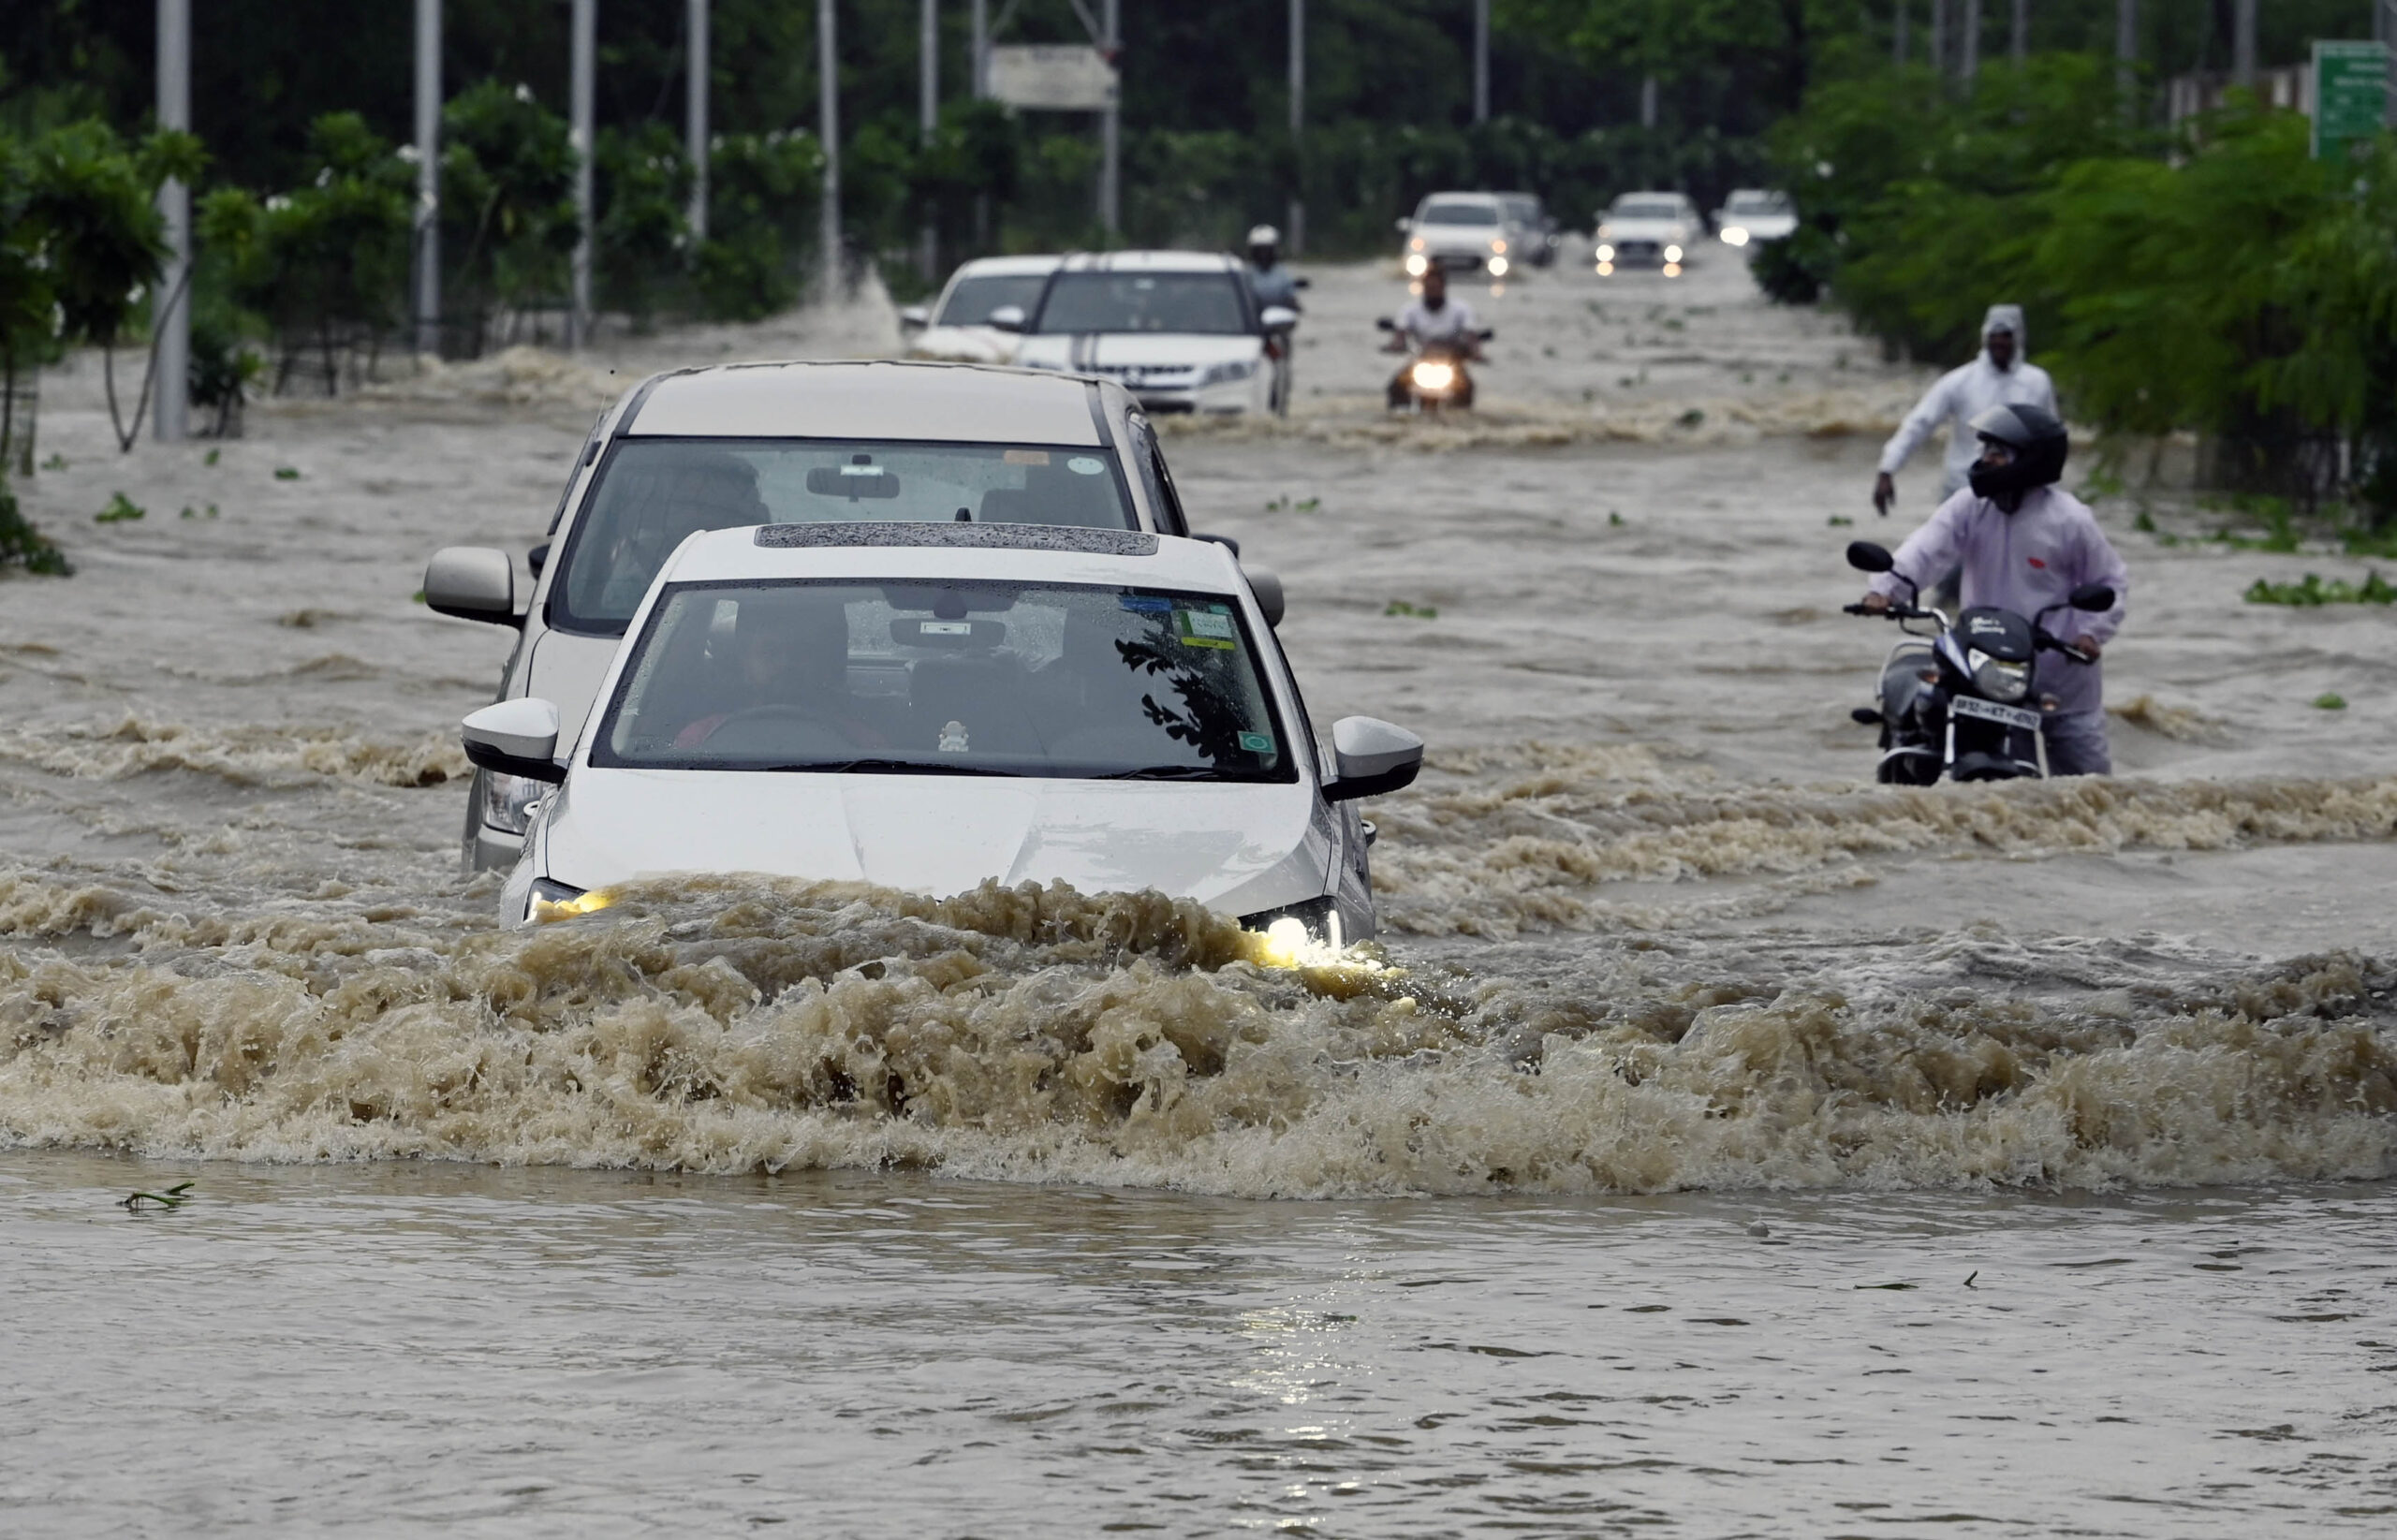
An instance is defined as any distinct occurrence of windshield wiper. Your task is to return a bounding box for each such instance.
[758,757,1021,777]
[1092,764,1226,781]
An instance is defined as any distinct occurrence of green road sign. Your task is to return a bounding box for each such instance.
[2313,40,2389,163]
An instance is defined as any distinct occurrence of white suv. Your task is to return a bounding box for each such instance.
[424,360,1211,872]
[1002,252,1294,417]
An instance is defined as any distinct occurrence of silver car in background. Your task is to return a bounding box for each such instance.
[1713,189,1799,251]
[896,255,1061,364]
[1594,191,1701,276]
[1397,192,1521,279]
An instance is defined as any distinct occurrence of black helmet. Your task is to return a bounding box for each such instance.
[1966,403,2067,503]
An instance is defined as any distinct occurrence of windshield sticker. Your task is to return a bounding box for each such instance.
[1177,608,1237,649]
[1119,594,1173,612]
[919,620,971,636]
[1238,731,1275,754]
[1067,456,1106,476]
[938,720,970,754]
[1003,449,1051,466]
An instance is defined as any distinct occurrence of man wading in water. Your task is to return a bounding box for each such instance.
[1860,403,2129,776]
[1873,304,2057,517]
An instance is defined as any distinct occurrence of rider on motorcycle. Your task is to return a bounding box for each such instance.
[1384,266,1483,408]
[1245,225,1300,313]
[1859,403,2129,775]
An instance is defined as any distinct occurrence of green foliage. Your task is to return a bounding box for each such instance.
[441,81,580,350]
[693,129,823,321]
[594,124,692,326]
[2243,571,2396,606]
[2313,693,2347,711]
[94,491,144,522]
[0,478,72,575]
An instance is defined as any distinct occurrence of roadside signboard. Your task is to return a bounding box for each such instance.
[988,45,1119,112]
[2312,40,2390,161]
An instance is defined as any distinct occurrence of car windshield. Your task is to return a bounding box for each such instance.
[934,272,1051,326]
[1612,199,1683,220]
[551,439,1138,634]
[1031,272,1249,335]
[1500,197,1539,221]
[594,579,1295,782]
[1419,201,1499,227]
[1727,192,1791,215]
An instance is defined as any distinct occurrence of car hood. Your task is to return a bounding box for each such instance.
[1416,226,1503,249]
[1601,219,1691,239]
[1011,333,1260,372]
[540,767,1329,912]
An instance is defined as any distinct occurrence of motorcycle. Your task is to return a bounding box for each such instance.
[1377,317,1493,413]
[1842,540,2114,784]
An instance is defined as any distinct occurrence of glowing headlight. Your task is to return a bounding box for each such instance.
[1487,257,1509,276]
[1408,359,1457,392]
[1409,236,1425,251]
[1722,227,1750,246]
[1968,651,2032,703]
[1664,243,1684,262]
[1241,897,1345,963]
[1596,260,1614,275]
[479,770,544,835]
[1595,242,1615,261]
[1403,253,1429,277]
[1198,358,1256,388]
[1662,262,1683,277]
[529,877,612,923]
[1491,239,1507,254]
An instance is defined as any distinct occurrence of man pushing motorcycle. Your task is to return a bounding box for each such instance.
[1859,403,2130,775]
[1383,266,1484,409]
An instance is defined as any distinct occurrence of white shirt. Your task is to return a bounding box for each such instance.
[1396,297,1479,346]
[1879,354,2059,498]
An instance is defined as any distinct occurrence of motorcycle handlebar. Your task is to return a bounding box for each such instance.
[2036,630,2096,663]
[1844,603,1932,620]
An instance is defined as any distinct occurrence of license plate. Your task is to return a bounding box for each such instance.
[1949,695,2042,732]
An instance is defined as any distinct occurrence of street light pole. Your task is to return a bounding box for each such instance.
[2233,0,2256,90]
[1288,0,1303,257]
[568,0,594,349]
[819,0,842,297]
[154,0,189,443]
[687,0,708,242]
[971,0,988,97]
[1961,0,1980,84]
[2116,0,2137,106]
[1473,0,1490,125]
[2011,0,2027,64]
[919,0,937,282]
[1099,0,1119,238]
[414,0,441,357]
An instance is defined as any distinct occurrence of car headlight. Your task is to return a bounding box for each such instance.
[1198,359,1256,388]
[1403,253,1428,277]
[1487,257,1508,276]
[1664,243,1684,262]
[1239,895,1344,960]
[480,769,545,835]
[1595,242,1615,261]
[1722,226,1749,246]
[1408,359,1457,392]
[528,876,611,923]
[1491,238,1507,254]
[1409,236,1424,251]
[1968,651,2032,703]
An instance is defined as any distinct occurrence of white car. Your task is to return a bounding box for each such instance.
[1397,192,1519,278]
[422,360,1206,873]
[463,522,1421,943]
[1713,188,1797,249]
[1594,192,1701,275]
[1004,252,1292,416]
[896,255,1060,363]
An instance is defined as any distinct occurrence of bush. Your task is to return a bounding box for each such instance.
[0,478,71,575]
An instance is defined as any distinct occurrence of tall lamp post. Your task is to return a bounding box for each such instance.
[415,0,442,357]
[568,0,595,349]
[1287,0,1303,256]
[154,0,190,442]
[687,0,709,242]
[820,0,842,297]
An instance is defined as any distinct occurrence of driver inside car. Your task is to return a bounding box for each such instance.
[674,593,889,751]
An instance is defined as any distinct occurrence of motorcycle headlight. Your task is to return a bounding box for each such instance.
[1198,359,1256,388]
[480,770,545,835]
[1968,651,2032,703]
[1409,359,1457,392]
[1595,242,1615,261]
[1403,253,1428,277]
[1664,243,1684,262]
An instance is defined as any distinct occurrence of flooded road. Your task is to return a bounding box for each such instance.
[2,252,2393,1533]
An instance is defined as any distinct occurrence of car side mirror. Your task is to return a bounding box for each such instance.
[2069,582,2115,612]
[1293,275,1312,289]
[527,540,551,579]
[987,304,1027,331]
[1846,540,1895,574]
[1243,567,1284,628]
[424,546,517,625]
[461,697,566,785]
[1324,717,1423,802]
[1258,305,1298,331]
[1375,316,1395,332]
[898,303,931,330]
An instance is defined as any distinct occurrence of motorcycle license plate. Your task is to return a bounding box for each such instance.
[1948,695,2042,733]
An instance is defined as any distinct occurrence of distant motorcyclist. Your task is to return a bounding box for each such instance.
[1383,266,1483,408]
[1873,304,2057,517]
[1860,403,2128,775]
[1244,225,1300,313]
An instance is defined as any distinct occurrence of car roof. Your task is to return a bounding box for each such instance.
[654,523,1244,595]
[945,255,1065,278]
[1612,191,1691,205]
[1052,250,1241,275]
[626,359,1104,444]
[1419,191,1504,207]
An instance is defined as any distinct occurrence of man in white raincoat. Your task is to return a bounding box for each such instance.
[1873,304,2057,516]
[1860,403,2129,775]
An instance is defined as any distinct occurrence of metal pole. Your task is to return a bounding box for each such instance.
[687,0,708,241]
[2115,0,2136,105]
[1895,0,1909,66]
[1287,0,1303,257]
[2010,0,2026,64]
[971,0,988,97]
[2233,0,2256,91]
[1961,0,1980,84]
[415,0,441,356]
[568,0,594,349]
[1930,0,1947,78]
[1473,0,1490,124]
[1640,74,1657,129]
[819,0,842,296]
[1099,0,1119,237]
[154,0,189,442]
[919,0,937,282]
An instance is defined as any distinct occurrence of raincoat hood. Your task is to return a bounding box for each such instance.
[1981,304,2027,366]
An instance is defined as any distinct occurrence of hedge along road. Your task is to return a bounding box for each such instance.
[0,253,2392,1536]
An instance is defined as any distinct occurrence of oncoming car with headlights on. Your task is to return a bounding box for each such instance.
[1594,191,1700,276]
[420,360,1207,875]
[461,522,1423,945]
[1396,192,1519,278]
[1001,252,1292,416]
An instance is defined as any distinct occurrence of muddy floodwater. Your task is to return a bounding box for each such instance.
[3,255,2393,1534]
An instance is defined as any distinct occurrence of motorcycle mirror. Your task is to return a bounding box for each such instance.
[1375,316,1396,332]
[1845,540,1895,574]
[1476,329,1495,342]
[2069,582,2115,612]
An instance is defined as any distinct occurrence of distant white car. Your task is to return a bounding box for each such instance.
[1005,252,1293,416]
[421,360,1202,874]
[1714,189,1797,249]
[897,255,1060,363]
[1594,192,1701,275]
[1397,191,1520,278]
[465,522,1421,943]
